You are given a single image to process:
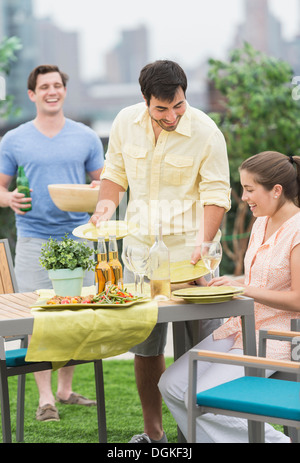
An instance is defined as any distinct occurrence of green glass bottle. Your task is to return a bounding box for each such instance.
[16,166,32,212]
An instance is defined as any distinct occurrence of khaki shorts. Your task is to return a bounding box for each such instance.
[129,322,168,356]
[123,266,167,356]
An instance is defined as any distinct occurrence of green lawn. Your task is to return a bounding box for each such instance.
[1,357,284,444]
[1,358,178,444]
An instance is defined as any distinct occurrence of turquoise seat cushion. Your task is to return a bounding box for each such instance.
[5,348,30,367]
[196,376,300,421]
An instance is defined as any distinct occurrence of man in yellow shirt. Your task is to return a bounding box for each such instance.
[91,60,231,443]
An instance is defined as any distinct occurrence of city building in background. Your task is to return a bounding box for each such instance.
[233,0,300,75]
[105,25,149,84]
[36,17,83,117]
[0,0,149,133]
[234,0,284,59]
[0,0,37,121]
[1,0,300,136]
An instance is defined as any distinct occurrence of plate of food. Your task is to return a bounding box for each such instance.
[72,220,138,241]
[31,285,148,309]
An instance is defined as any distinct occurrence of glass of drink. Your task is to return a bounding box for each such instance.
[149,223,171,301]
[200,241,222,280]
[123,245,139,295]
[128,245,150,296]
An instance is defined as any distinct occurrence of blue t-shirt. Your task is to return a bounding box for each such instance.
[0,118,104,239]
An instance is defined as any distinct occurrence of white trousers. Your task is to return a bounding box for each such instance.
[158,334,290,443]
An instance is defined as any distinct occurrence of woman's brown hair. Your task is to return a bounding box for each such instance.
[239,151,300,206]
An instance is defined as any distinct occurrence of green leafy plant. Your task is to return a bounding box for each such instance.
[39,234,95,271]
[0,36,22,119]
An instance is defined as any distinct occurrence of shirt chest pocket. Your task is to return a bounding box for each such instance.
[163,154,194,185]
[123,144,148,179]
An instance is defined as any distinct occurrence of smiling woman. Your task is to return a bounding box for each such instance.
[240,151,300,219]
[240,170,279,217]
[212,151,300,311]
[159,151,300,443]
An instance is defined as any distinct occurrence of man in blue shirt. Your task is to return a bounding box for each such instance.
[0,65,104,422]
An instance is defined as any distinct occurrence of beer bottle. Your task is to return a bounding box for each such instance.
[149,222,171,301]
[108,235,123,288]
[16,166,32,212]
[95,236,111,294]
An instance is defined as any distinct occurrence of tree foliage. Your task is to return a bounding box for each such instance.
[0,36,22,119]
[208,43,300,274]
[0,36,22,255]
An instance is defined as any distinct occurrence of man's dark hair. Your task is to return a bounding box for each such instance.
[27,65,69,91]
[139,60,187,105]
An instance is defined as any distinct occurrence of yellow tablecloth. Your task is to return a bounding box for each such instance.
[26,285,158,369]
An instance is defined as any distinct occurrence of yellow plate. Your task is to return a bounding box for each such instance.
[172,286,244,297]
[170,260,209,284]
[72,221,138,241]
[176,294,239,304]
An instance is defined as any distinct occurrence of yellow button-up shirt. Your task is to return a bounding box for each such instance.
[101,102,231,261]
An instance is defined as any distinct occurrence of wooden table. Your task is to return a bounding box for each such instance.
[0,291,256,359]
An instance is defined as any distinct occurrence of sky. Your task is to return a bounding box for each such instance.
[33,0,300,80]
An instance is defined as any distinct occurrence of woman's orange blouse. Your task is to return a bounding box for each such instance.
[213,212,300,360]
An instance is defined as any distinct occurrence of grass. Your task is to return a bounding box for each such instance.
[1,358,178,444]
[1,357,284,444]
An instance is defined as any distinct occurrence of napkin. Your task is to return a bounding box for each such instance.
[26,285,158,369]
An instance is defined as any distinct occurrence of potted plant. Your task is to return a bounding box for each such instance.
[39,234,95,296]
